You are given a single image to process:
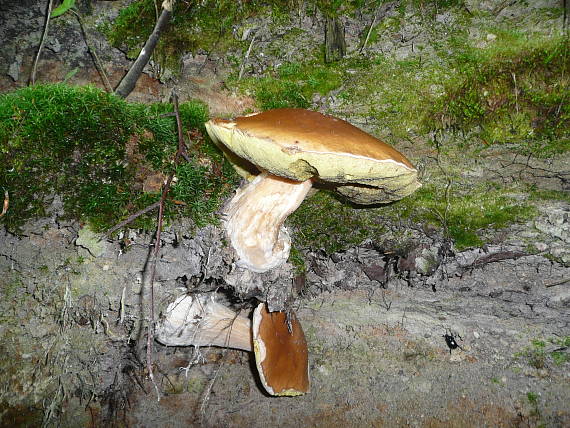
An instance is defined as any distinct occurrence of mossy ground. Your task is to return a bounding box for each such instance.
[0,84,238,233]
[288,182,536,254]
[2,2,567,255]
[230,2,567,255]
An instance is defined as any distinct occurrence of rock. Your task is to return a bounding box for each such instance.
[7,56,21,81]
[75,225,106,257]
[535,205,570,243]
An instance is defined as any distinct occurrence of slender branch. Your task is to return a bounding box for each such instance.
[104,201,161,237]
[0,189,8,217]
[546,277,570,288]
[71,9,113,92]
[30,0,55,85]
[360,6,380,53]
[144,89,189,402]
[114,0,174,98]
[238,33,256,81]
[562,0,570,33]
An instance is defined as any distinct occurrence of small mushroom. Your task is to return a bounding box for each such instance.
[252,302,309,396]
[206,108,421,273]
[155,293,310,396]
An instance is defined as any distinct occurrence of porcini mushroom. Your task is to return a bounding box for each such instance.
[252,302,309,396]
[155,294,310,396]
[206,108,421,273]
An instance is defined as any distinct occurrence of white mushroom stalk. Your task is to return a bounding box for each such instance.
[223,172,313,273]
[155,293,252,351]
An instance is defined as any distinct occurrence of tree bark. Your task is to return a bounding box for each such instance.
[114,3,172,99]
[324,16,346,63]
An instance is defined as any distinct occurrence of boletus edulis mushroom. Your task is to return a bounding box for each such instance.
[156,293,309,396]
[205,108,421,273]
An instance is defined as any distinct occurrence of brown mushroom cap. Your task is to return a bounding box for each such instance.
[206,108,421,204]
[252,303,309,396]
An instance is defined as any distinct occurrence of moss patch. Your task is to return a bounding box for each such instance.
[430,34,569,156]
[515,336,570,369]
[0,84,237,233]
[235,60,344,110]
[289,182,536,253]
[390,183,537,250]
[102,0,268,74]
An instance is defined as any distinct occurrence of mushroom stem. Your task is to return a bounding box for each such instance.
[223,172,313,273]
[155,293,252,351]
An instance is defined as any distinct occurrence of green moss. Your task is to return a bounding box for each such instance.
[289,182,536,254]
[389,183,537,250]
[0,84,135,230]
[103,0,282,73]
[337,54,451,142]
[551,336,570,365]
[235,60,344,110]
[527,391,539,405]
[528,187,570,204]
[516,336,570,369]
[288,245,307,274]
[430,35,569,156]
[288,190,386,254]
[0,84,237,233]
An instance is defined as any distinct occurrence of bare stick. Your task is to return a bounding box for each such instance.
[360,6,380,53]
[546,278,570,288]
[238,33,256,81]
[71,9,113,92]
[30,0,55,85]
[0,189,8,217]
[115,0,174,98]
[511,72,519,114]
[104,201,160,237]
[145,89,189,401]
[562,0,570,32]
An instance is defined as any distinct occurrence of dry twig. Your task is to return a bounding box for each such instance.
[30,0,55,84]
[0,189,8,217]
[144,89,190,401]
[104,201,161,237]
[70,9,113,92]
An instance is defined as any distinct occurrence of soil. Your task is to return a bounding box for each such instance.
[1,0,569,427]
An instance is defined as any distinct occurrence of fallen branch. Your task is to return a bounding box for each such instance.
[0,189,8,217]
[359,6,381,53]
[144,89,190,401]
[30,0,55,85]
[238,33,256,81]
[70,9,113,92]
[104,201,160,238]
[115,0,174,98]
[469,250,527,268]
[458,250,528,276]
[546,278,570,288]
